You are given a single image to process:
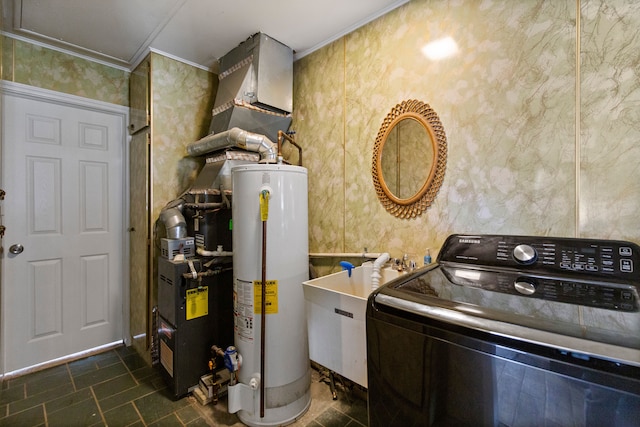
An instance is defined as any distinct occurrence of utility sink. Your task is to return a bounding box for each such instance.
[302,263,400,388]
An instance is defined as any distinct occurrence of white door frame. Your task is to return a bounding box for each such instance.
[0,80,131,376]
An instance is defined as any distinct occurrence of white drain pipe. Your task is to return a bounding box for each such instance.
[371,252,390,290]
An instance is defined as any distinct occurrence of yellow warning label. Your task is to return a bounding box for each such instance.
[253,280,278,314]
[186,287,208,320]
[260,191,270,222]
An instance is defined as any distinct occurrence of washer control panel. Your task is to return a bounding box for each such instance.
[439,234,640,281]
[439,266,639,311]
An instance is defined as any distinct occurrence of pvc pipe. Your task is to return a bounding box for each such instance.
[308,252,382,259]
[196,247,233,257]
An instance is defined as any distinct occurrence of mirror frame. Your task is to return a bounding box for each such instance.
[372,99,447,219]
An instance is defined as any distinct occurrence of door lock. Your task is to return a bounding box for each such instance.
[9,244,24,255]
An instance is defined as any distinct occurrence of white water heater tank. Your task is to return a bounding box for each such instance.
[230,164,310,426]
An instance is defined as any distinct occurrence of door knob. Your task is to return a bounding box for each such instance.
[9,244,24,254]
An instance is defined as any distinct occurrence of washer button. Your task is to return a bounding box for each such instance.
[620,259,633,273]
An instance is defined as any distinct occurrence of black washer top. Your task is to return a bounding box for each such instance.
[375,234,640,365]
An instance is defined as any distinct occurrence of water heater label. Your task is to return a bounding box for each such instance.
[235,279,254,342]
[186,287,208,320]
[254,280,278,314]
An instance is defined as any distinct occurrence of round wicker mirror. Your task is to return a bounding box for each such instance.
[372,99,447,219]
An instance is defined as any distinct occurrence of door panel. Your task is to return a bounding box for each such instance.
[81,254,109,327]
[27,156,61,233]
[2,91,125,373]
[30,259,63,338]
[80,161,109,232]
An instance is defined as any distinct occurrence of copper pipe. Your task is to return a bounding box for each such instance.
[277,130,284,159]
[277,130,303,166]
[260,218,267,418]
[288,138,303,166]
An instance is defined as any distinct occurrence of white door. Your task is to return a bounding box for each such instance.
[1,87,125,373]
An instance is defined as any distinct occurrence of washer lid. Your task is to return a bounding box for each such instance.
[377,263,640,365]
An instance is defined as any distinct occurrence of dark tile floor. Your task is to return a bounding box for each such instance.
[0,346,368,427]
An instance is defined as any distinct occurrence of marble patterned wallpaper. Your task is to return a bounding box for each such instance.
[579,0,640,240]
[294,0,640,267]
[0,36,129,106]
[150,52,215,222]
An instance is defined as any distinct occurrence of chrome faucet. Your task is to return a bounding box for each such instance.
[391,254,416,272]
[403,254,417,272]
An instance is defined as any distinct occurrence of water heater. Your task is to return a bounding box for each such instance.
[229,164,310,426]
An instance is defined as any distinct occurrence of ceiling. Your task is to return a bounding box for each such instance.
[1,0,408,71]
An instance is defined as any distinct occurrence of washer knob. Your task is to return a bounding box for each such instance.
[514,278,537,295]
[513,244,537,265]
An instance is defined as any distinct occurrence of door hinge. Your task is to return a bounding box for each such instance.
[0,225,5,237]
[0,189,5,200]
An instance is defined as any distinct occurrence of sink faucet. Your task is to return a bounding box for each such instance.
[391,254,416,272]
[403,254,417,272]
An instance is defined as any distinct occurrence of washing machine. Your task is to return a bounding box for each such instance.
[367,234,640,426]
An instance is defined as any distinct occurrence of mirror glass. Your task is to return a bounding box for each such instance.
[381,117,434,199]
[372,100,447,219]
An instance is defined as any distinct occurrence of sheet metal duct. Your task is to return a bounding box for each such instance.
[187,127,277,163]
[209,33,293,142]
[160,33,294,250]
[209,102,291,145]
[190,150,259,194]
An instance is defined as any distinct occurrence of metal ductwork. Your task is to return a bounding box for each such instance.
[189,150,259,195]
[209,33,293,143]
[160,33,294,252]
[187,127,277,162]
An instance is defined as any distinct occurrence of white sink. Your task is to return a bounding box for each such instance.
[302,263,400,387]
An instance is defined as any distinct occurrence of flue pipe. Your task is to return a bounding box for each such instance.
[158,207,187,239]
